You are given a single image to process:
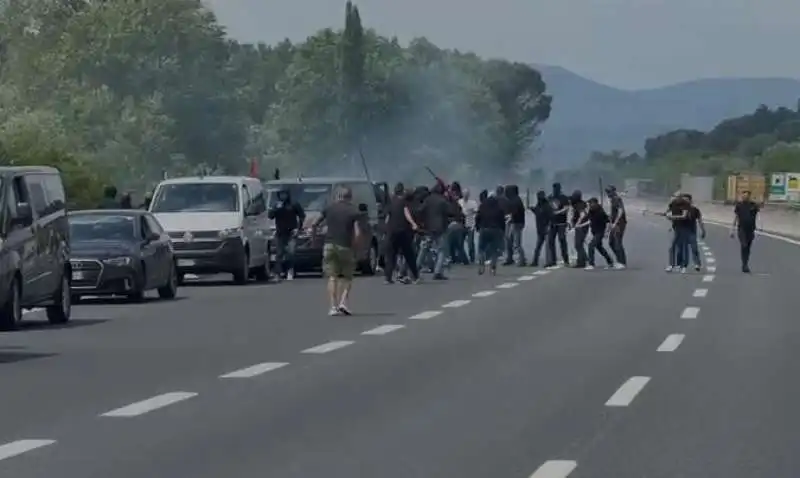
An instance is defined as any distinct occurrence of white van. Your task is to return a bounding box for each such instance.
[149,176,271,284]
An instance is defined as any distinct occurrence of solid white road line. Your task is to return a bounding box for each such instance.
[472,290,497,298]
[533,270,551,276]
[101,392,197,417]
[657,334,685,352]
[220,362,288,379]
[702,274,715,282]
[529,460,577,478]
[409,310,442,320]
[517,275,536,281]
[706,266,717,272]
[442,299,471,308]
[606,376,651,407]
[693,288,708,298]
[681,307,700,319]
[362,324,405,336]
[301,341,354,354]
[496,282,519,289]
[707,257,716,263]
[0,440,56,461]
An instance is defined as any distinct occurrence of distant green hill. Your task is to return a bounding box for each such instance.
[535,64,800,169]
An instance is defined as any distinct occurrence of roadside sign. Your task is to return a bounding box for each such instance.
[769,173,787,201]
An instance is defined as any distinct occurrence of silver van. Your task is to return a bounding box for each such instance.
[149,176,271,284]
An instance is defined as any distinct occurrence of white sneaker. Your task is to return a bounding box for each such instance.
[287,269,295,281]
[680,267,687,274]
[328,307,341,316]
[665,266,674,272]
[584,265,594,270]
[614,263,626,270]
[338,304,352,316]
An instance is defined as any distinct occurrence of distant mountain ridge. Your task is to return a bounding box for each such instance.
[535,64,800,169]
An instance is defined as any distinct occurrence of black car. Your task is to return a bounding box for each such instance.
[68,210,178,302]
[0,166,71,330]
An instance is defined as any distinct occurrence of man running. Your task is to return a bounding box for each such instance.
[383,182,421,284]
[528,190,551,267]
[312,187,362,316]
[546,182,570,268]
[575,197,615,270]
[606,186,627,269]
[268,188,306,280]
[731,190,759,273]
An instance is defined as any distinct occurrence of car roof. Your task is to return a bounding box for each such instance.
[70,209,146,217]
[264,176,369,186]
[0,166,60,176]
[157,176,255,186]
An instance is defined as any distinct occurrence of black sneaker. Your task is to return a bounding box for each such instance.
[742,265,751,273]
[433,273,448,280]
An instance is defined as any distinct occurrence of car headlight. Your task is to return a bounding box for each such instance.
[103,256,132,266]
[218,227,242,238]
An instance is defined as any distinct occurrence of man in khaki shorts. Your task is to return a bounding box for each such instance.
[312,187,362,315]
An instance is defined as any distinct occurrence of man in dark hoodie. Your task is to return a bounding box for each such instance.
[475,191,506,275]
[546,182,570,267]
[417,182,454,280]
[570,190,588,268]
[97,185,119,209]
[528,190,551,267]
[268,188,306,280]
[503,185,527,266]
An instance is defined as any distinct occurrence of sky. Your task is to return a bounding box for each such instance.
[204,0,800,90]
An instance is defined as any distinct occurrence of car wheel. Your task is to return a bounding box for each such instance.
[232,251,250,285]
[0,277,22,331]
[158,263,178,299]
[46,273,71,325]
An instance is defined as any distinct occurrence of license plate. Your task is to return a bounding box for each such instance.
[71,271,84,281]
[178,259,196,267]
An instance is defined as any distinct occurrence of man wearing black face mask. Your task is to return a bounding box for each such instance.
[268,188,306,280]
[570,190,588,268]
[546,182,570,268]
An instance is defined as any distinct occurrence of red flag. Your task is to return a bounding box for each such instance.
[249,158,259,178]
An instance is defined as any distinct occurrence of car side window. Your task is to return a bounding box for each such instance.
[145,215,164,235]
[250,181,266,214]
[42,174,66,214]
[8,177,31,228]
[23,175,48,217]
[241,184,252,212]
[139,216,151,240]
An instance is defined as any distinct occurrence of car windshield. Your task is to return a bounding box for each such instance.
[151,183,240,213]
[69,215,137,242]
[266,184,332,211]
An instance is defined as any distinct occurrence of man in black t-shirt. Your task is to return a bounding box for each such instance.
[731,190,759,273]
[383,183,421,284]
[606,186,627,268]
[545,182,570,267]
[665,195,691,272]
[575,198,615,269]
[682,194,706,271]
[570,190,588,268]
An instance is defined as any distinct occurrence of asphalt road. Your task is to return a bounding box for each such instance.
[1,215,799,477]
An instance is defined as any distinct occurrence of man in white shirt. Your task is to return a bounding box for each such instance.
[458,188,478,263]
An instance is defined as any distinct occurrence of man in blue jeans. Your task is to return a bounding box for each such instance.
[665,195,691,273]
[683,194,706,271]
[417,182,456,280]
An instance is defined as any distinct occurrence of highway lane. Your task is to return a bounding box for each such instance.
[573,216,800,477]
[0,218,721,477]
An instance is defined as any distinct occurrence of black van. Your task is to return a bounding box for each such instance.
[0,167,71,330]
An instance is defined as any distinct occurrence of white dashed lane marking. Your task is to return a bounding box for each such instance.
[220,362,288,379]
[0,440,56,462]
[533,270,551,276]
[517,275,536,281]
[681,307,700,319]
[302,341,354,354]
[442,299,471,308]
[472,290,497,298]
[706,266,716,273]
[496,282,519,289]
[702,274,715,282]
[707,257,716,263]
[606,376,651,407]
[529,460,577,477]
[101,392,197,417]
[657,334,685,352]
[409,310,442,320]
[693,288,708,298]
[361,324,405,336]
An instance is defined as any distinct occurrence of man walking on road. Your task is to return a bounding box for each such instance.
[546,182,570,268]
[528,190,551,267]
[268,188,306,281]
[731,190,760,273]
[570,190,588,268]
[458,189,478,264]
[383,183,421,284]
[576,197,615,270]
[475,191,506,275]
[312,187,362,316]
[503,185,527,266]
[606,186,627,269]
[417,182,454,280]
[684,194,706,271]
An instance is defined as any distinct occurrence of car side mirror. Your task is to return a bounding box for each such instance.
[11,203,33,227]
[146,232,160,243]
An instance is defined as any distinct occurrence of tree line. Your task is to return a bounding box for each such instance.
[0,0,552,207]
[554,103,800,195]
